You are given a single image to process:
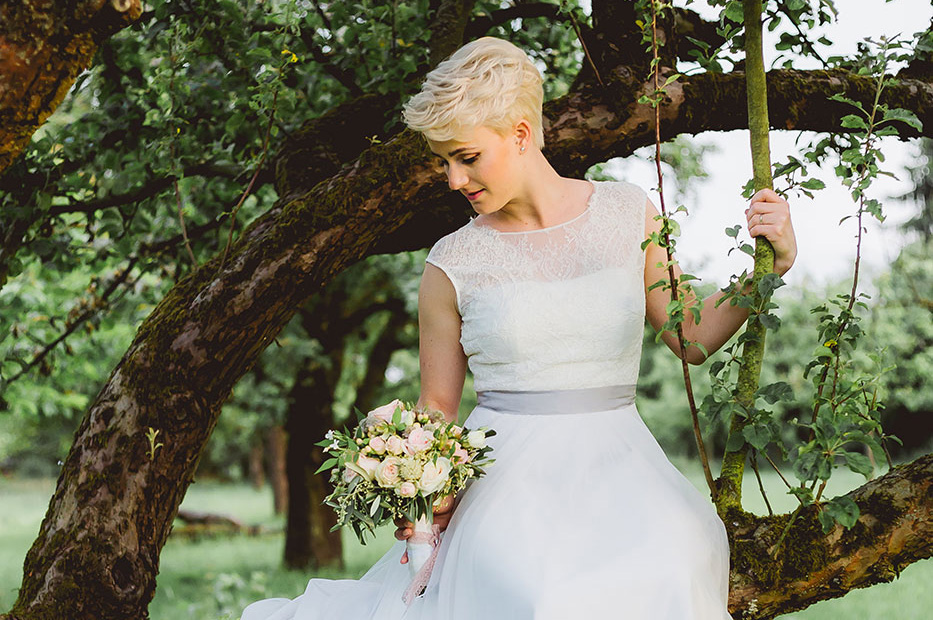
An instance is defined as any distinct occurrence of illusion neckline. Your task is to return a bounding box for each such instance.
[469,180,599,235]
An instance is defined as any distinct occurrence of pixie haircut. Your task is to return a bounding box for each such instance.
[402,37,545,148]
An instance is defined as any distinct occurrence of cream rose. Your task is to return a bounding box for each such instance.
[349,454,380,481]
[385,435,405,455]
[367,399,404,423]
[375,456,402,488]
[369,436,387,454]
[418,457,452,495]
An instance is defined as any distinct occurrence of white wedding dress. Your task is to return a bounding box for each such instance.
[242,180,732,620]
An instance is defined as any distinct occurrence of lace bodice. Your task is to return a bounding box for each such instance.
[425,180,648,392]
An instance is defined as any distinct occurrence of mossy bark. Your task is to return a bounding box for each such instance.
[0,0,141,173]
[716,0,776,513]
[726,455,933,619]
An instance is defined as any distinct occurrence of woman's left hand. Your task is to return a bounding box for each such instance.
[745,188,797,277]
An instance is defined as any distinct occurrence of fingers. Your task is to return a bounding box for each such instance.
[394,518,412,542]
[433,494,455,514]
[744,190,798,275]
[400,550,409,565]
[745,191,791,240]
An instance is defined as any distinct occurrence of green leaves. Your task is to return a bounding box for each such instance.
[818,496,860,533]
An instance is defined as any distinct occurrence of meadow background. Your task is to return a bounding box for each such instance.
[3,463,930,619]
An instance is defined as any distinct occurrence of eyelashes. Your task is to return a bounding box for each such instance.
[434,154,480,167]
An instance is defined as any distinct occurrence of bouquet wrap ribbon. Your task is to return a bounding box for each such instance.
[402,517,442,605]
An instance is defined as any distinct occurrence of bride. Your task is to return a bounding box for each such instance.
[242,36,796,620]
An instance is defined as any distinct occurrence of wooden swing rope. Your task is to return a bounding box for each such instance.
[648,1,716,500]
[716,0,776,514]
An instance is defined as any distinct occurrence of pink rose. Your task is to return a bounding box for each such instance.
[385,435,405,455]
[452,443,469,464]
[367,399,404,423]
[369,436,387,454]
[342,466,359,483]
[375,456,402,488]
[406,426,435,453]
[398,481,417,498]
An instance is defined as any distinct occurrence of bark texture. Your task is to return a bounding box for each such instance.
[0,0,141,172]
[727,454,933,619]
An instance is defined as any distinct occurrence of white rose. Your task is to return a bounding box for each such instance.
[397,481,417,498]
[465,429,486,449]
[418,457,452,495]
[399,408,415,426]
[375,456,402,488]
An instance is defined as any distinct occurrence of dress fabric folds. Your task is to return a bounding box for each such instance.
[241,180,732,620]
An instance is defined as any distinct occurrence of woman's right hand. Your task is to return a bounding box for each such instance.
[394,494,456,564]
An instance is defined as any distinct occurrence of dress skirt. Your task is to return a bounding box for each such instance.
[241,391,732,620]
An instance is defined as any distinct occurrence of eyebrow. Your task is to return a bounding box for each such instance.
[431,147,473,158]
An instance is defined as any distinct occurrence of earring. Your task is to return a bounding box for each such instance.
[520,145,526,153]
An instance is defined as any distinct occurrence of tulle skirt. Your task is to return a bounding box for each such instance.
[241,392,731,620]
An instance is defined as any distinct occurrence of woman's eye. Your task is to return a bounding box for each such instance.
[462,155,478,165]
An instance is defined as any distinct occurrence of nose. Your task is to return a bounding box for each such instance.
[446,163,468,191]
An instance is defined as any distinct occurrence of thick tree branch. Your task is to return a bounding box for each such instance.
[727,454,933,618]
[464,3,567,40]
[0,0,142,173]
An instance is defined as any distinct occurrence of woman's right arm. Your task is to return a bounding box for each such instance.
[416,263,468,423]
[395,263,466,558]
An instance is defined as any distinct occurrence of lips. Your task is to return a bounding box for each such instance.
[463,189,484,201]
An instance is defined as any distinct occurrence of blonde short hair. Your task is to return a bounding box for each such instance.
[402,37,545,148]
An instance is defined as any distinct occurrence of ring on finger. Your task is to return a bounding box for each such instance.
[758,214,763,225]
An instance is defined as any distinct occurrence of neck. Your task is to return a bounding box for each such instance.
[490,154,591,231]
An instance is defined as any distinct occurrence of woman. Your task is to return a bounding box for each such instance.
[242,36,796,620]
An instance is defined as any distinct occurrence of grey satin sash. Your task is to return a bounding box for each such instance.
[476,384,636,415]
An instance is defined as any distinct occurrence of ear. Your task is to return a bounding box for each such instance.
[512,119,532,148]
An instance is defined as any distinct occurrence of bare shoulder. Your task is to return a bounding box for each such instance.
[420,263,458,315]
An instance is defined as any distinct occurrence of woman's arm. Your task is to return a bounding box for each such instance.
[395,263,467,558]
[644,188,797,364]
[416,263,468,422]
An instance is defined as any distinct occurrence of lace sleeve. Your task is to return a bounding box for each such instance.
[425,233,463,312]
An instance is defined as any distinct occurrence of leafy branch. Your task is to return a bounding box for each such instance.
[639,0,716,500]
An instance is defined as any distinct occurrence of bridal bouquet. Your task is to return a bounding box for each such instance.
[316,399,494,602]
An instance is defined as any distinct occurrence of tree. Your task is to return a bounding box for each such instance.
[1,1,932,618]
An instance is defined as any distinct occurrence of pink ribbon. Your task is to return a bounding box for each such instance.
[402,524,442,605]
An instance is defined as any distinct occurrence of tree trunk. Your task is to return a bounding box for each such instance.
[248,438,265,490]
[267,424,288,515]
[283,361,343,570]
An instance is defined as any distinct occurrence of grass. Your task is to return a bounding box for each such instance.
[1,466,930,619]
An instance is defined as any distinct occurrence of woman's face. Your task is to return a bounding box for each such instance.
[426,125,523,215]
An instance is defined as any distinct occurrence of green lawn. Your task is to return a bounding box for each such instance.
[1,469,929,619]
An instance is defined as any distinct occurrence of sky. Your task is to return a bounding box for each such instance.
[601,0,931,289]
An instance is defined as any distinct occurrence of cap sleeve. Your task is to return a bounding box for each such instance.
[425,233,463,312]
